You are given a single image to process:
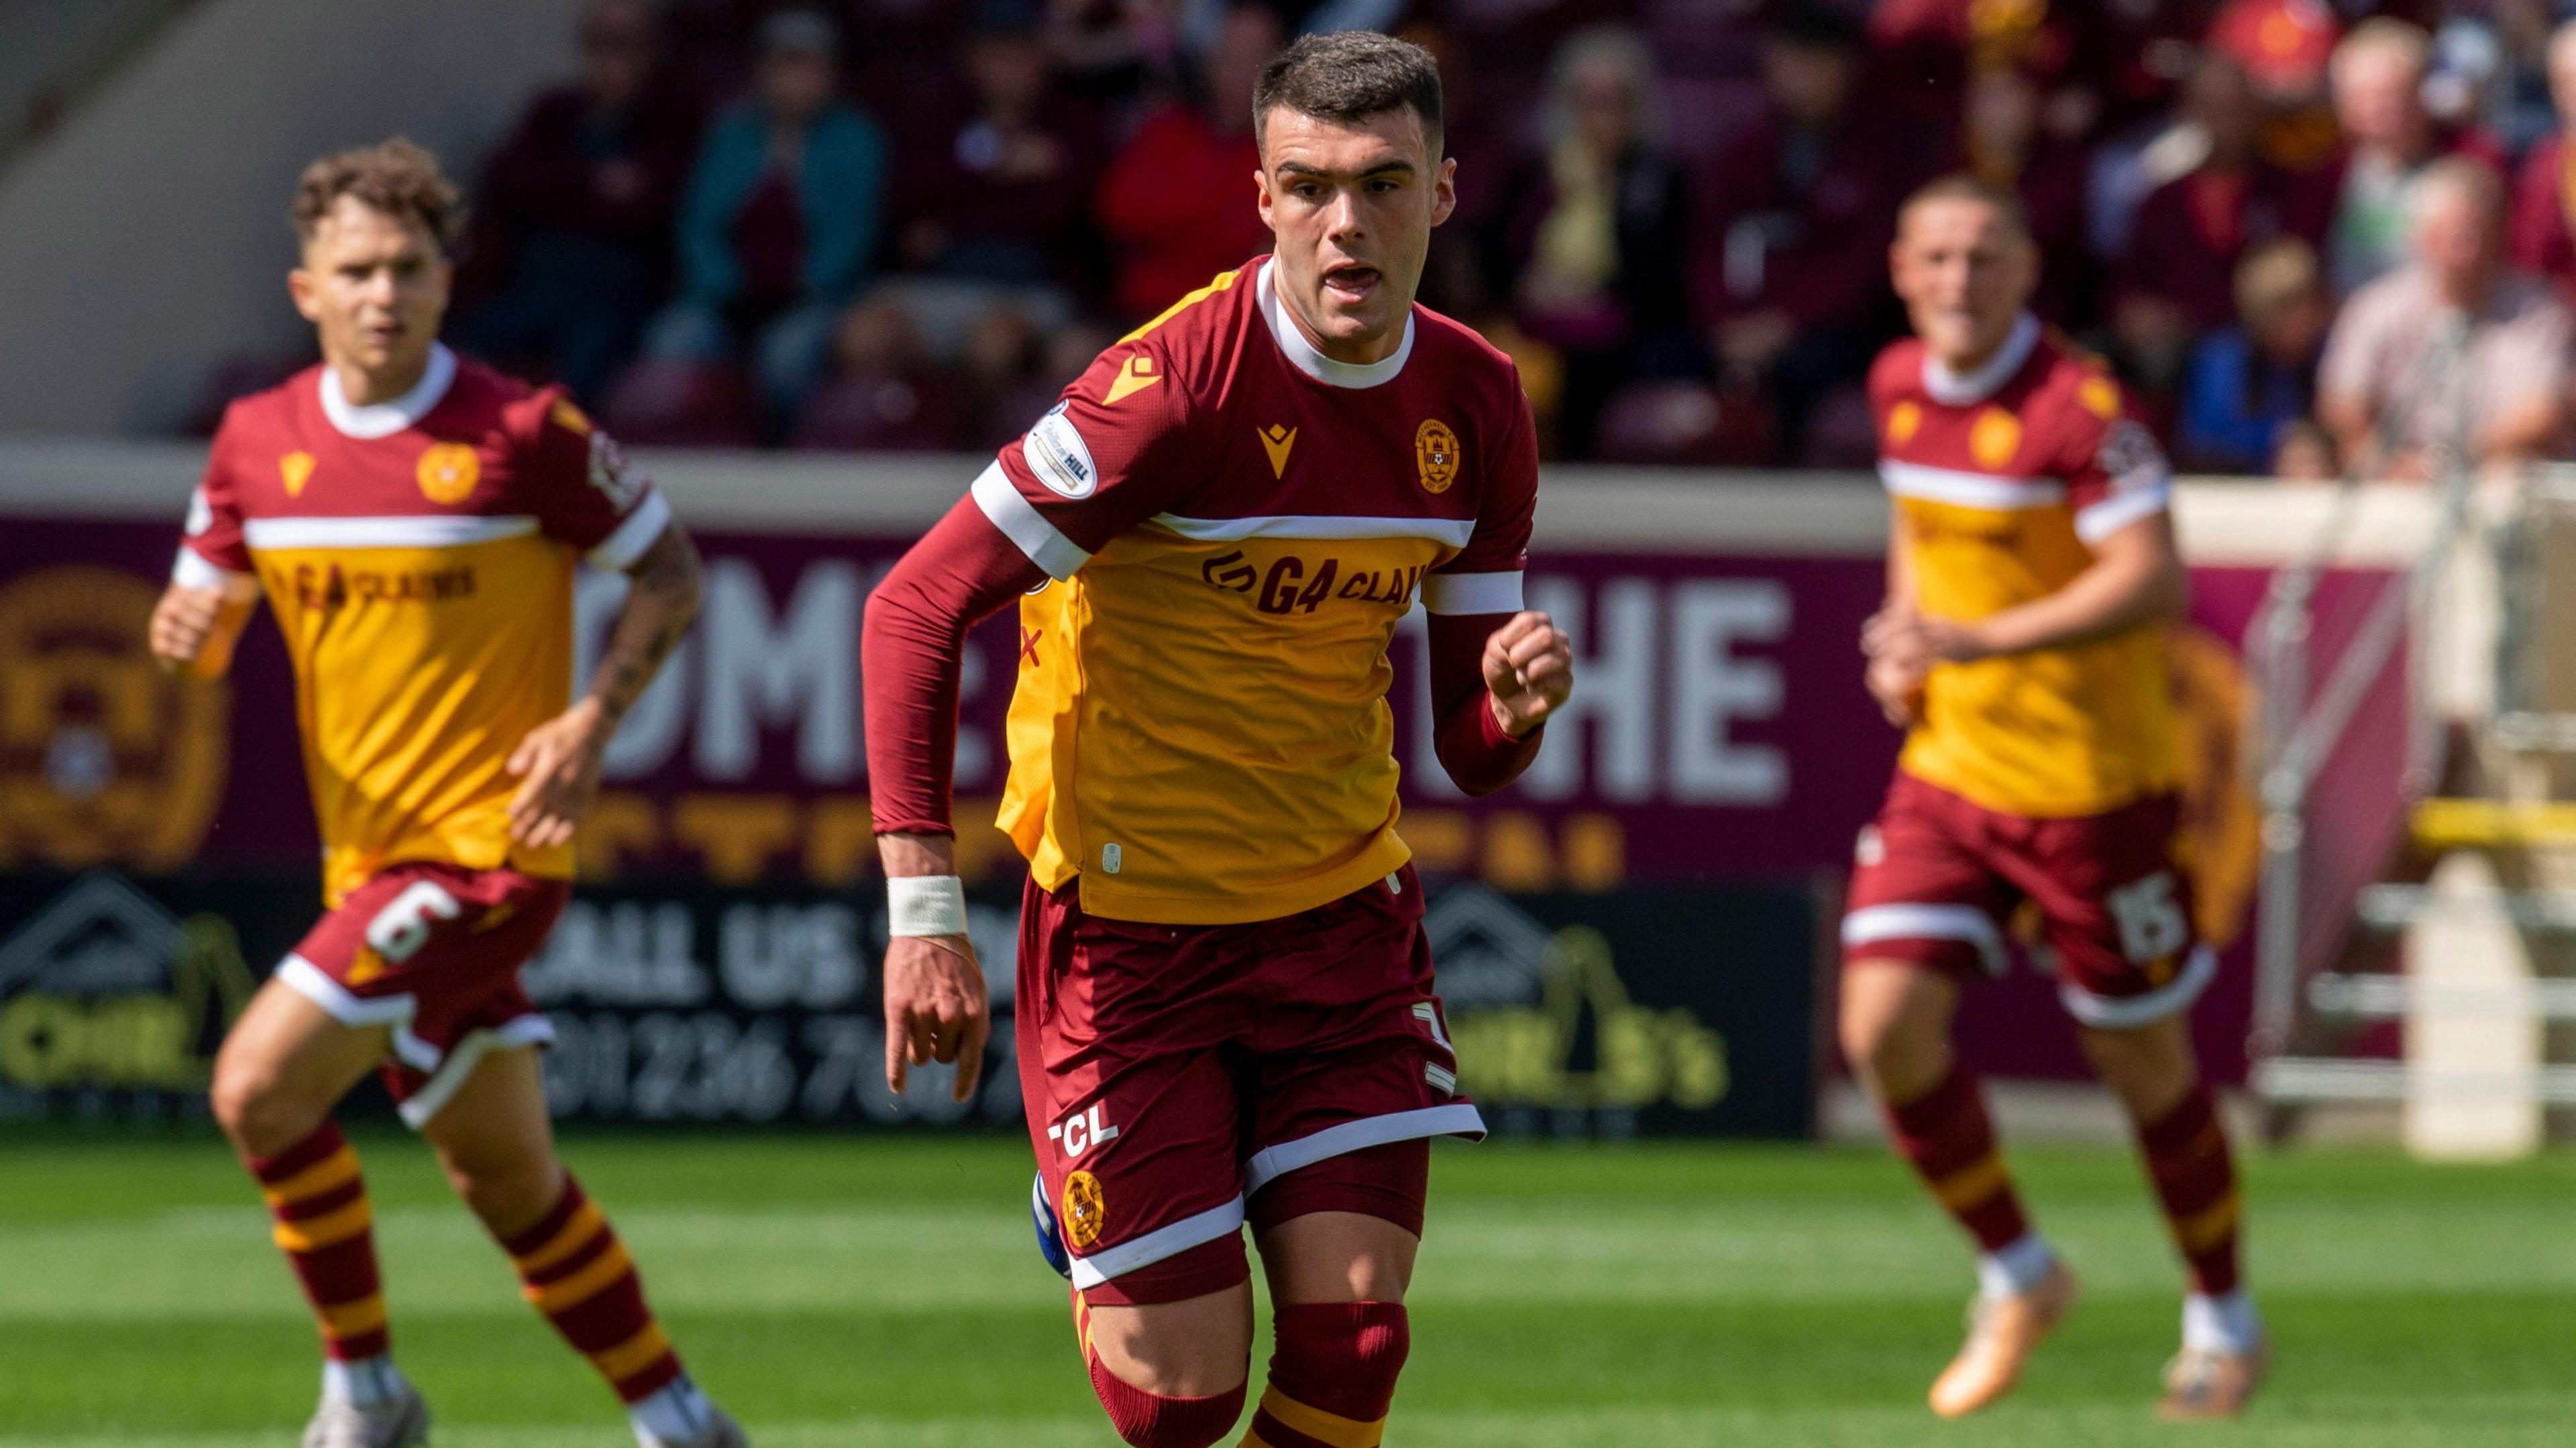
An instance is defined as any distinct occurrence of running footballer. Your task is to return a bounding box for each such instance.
[149,142,743,1448]
[860,33,1572,1448]
[1843,176,2263,1421]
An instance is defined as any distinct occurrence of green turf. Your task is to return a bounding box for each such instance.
[2,1130,2571,1445]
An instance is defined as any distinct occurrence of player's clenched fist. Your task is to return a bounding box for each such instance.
[148,586,227,671]
[1483,610,1574,737]
[881,934,989,1103]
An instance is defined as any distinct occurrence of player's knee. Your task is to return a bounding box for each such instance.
[1267,1301,1410,1423]
[445,1155,564,1237]
[209,1051,306,1157]
[1087,1353,1244,1448]
[1839,965,1949,1100]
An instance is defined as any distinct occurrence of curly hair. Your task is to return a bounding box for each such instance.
[290,138,462,248]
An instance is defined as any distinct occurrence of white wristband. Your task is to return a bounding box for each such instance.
[887,875,969,938]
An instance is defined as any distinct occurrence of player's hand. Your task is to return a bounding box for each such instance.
[1866,652,1927,728]
[882,934,989,1103]
[148,586,225,672]
[1484,610,1574,738]
[505,697,611,849]
[1865,608,1990,670]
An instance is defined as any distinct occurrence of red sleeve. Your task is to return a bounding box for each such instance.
[1427,612,1543,796]
[175,408,253,585]
[863,496,1049,837]
[2059,373,2174,546]
[972,334,1203,576]
[1420,377,1544,795]
[515,390,672,569]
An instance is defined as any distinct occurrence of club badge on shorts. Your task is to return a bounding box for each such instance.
[1061,1170,1106,1251]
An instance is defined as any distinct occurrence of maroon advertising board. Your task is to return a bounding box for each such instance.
[0,512,2404,1089]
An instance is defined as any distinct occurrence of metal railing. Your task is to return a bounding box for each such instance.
[2245,321,2476,1109]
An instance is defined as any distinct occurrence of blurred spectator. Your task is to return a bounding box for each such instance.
[1093,2,1276,321]
[450,0,701,401]
[1693,3,1927,459]
[645,9,892,419]
[2112,55,2331,405]
[2318,159,2569,480]
[795,297,959,449]
[2509,19,2576,304]
[2322,18,2504,297]
[1956,64,2094,325]
[2449,1,2561,157]
[894,0,1101,286]
[1497,26,1693,458]
[2176,238,2332,475]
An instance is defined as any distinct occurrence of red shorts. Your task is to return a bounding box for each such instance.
[274,862,570,1129]
[1016,862,1483,1306]
[1841,772,2216,1028]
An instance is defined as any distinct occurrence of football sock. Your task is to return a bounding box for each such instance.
[320,1355,409,1408]
[2132,1080,2244,1298]
[1085,1352,1245,1448]
[250,1121,392,1364]
[1241,1302,1409,1448]
[500,1173,684,1406]
[2182,1288,2263,1355]
[1884,1064,2041,1264]
[1976,1231,2060,1300]
[627,1372,720,1447]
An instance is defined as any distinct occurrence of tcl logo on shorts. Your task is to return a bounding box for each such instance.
[1049,1102,1121,1161]
[1200,553,1422,615]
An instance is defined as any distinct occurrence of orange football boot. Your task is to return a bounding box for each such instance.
[1927,1260,2080,1418]
[2157,1340,2267,1420]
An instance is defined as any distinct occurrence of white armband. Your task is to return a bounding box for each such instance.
[887,875,969,938]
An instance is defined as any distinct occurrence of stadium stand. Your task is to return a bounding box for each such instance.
[15,0,2576,474]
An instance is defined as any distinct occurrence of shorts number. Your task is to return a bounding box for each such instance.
[2107,871,2189,964]
[365,881,464,963]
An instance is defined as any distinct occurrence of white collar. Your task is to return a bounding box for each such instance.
[1256,257,1414,388]
[319,343,458,439]
[1921,314,2039,406]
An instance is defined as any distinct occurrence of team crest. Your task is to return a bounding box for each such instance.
[1970,408,2022,469]
[2078,374,2122,421]
[1061,1169,1106,1251]
[1415,419,1459,494]
[0,567,229,872]
[278,451,317,498]
[415,443,480,505]
[1886,401,1921,447]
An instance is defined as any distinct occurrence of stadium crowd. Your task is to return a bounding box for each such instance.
[220,0,2576,473]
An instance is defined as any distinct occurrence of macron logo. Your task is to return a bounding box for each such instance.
[1105,354,1161,405]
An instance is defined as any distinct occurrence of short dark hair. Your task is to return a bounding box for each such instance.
[291,138,462,249]
[1900,172,2031,243]
[1252,30,1443,154]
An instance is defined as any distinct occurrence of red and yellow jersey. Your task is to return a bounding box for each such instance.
[176,345,670,905]
[1871,316,2180,818]
[979,258,1537,924]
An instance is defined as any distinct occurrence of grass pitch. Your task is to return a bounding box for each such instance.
[2,1130,2571,1446]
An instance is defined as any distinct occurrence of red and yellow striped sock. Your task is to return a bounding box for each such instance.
[249,1121,389,1361]
[2133,1082,2243,1296]
[500,1174,682,1404]
[1241,1302,1408,1448]
[1885,1063,2032,1253]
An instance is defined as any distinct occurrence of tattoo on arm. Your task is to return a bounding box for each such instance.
[589,524,702,726]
